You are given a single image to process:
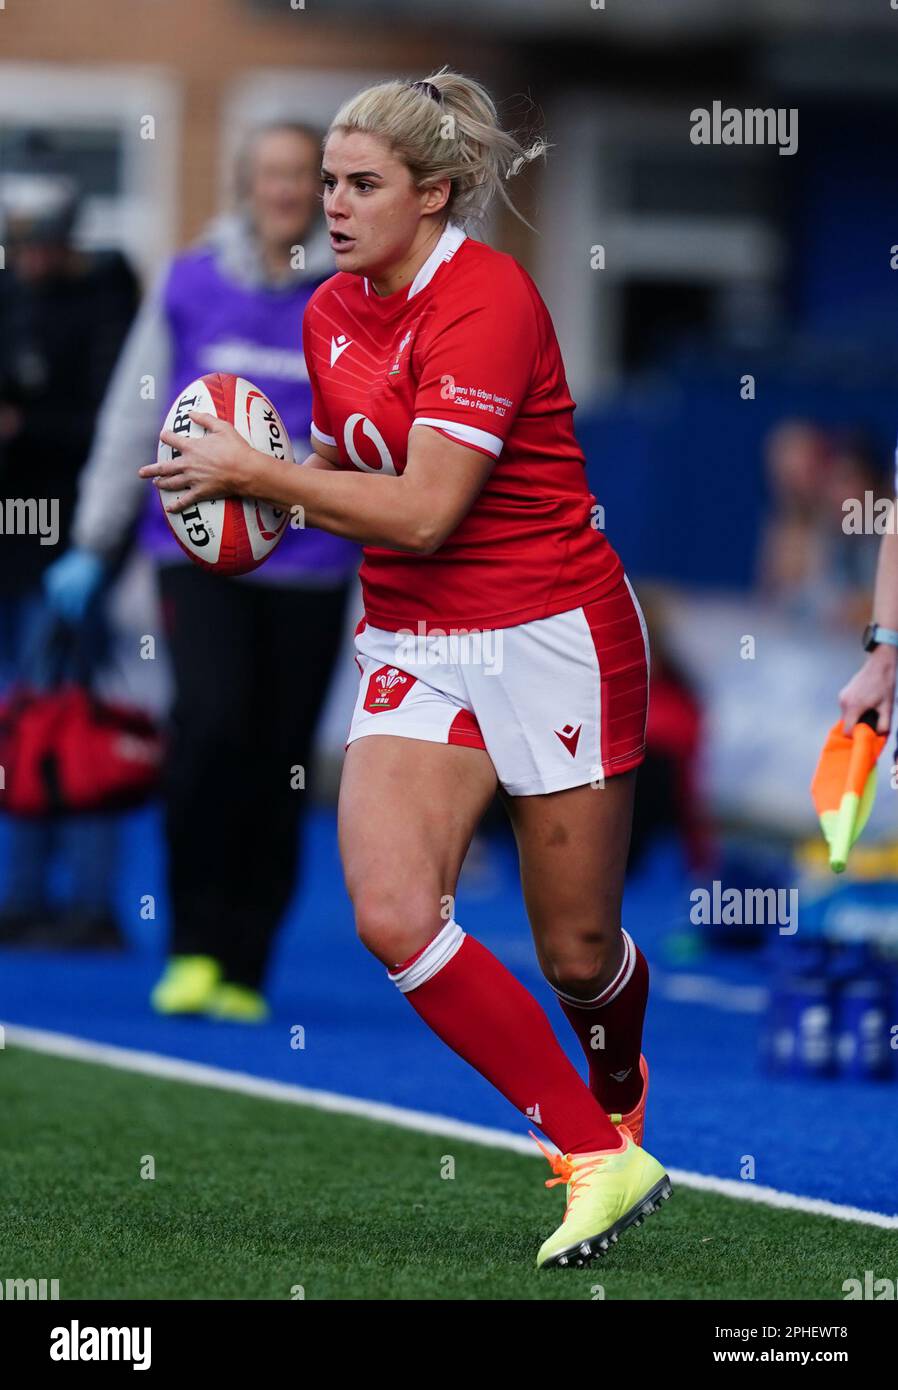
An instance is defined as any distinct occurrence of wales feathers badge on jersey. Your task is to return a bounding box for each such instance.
[388,328,414,376]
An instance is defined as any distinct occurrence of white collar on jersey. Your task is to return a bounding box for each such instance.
[363,218,467,301]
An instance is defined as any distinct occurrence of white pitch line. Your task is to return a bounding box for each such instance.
[661,1168,898,1231]
[4,1021,897,1231]
[653,971,768,1013]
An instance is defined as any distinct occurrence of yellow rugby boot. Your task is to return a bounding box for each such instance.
[204,981,270,1023]
[150,955,222,1014]
[533,1129,672,1269]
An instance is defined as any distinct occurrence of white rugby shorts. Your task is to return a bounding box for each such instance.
[346,574,650,796]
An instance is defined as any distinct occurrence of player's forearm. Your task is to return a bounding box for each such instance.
[301,451,340,471]
[251,450,430,552]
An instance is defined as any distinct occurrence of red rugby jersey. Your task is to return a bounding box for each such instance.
[302,220,623,632]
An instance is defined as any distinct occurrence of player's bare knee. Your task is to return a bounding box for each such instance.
[353,889,444,967]
[539,928,622,996]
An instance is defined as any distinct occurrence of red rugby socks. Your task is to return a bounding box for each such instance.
[552,929,648,1115]
[389,921,623,1155]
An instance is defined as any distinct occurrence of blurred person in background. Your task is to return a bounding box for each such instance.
[44,122,357,1021]
[0,148,138,947]
[756,419,881,631]
[819,430,884,632]
[756,419,831,618]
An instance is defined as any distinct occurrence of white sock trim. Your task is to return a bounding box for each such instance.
[388,918,466,994]
[552,929,636,1009]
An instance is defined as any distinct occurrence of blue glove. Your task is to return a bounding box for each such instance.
[43,547,105,622]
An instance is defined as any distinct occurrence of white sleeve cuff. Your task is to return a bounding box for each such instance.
[413,416,504,458]
[311,421,337,447]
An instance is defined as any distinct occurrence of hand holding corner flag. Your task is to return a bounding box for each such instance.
[811,709,887,873]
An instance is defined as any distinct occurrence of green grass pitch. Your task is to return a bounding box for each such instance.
[0,1045,889,1300]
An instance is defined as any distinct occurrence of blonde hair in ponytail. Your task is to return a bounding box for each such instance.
[325,66,550,231]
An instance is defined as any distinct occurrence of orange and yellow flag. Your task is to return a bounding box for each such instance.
[810,711,887,873]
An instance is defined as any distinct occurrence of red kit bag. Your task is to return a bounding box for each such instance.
[0,610,165,817]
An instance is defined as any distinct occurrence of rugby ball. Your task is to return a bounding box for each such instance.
[157,372,294,576]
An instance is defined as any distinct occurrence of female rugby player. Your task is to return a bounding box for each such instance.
[140,69,672,1269]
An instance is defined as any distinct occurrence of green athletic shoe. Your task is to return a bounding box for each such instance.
[150,955,222,1015]
[204,982,270,1023]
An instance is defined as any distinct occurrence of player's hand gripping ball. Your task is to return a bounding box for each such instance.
[143,372,294,576]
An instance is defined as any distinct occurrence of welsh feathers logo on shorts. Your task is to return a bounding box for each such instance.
[364,665,414,713]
